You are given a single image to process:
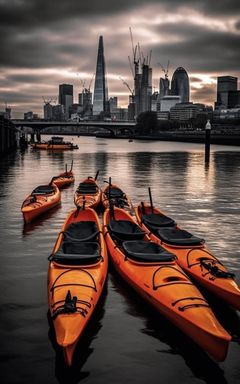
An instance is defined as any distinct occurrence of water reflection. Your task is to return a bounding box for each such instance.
[0,138,240,384]
[109,267,228,384]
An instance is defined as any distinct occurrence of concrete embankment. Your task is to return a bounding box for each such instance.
[0,116,17,156]
[133,130,240,146]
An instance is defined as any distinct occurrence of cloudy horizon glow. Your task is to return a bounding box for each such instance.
[0,0,240,118]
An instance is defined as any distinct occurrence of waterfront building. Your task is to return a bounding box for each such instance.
[59,83,73,118]
[159,77,170,100]
[228,90,240,108]
[128,95,135,121]
[109,97,118,113]
[52,104,65,121]
[171,67,190,103]
[170,102,198,121]
[215,76,238,109]
[93,36,109,117]
[134,61,152,117]
[161,95,181,112]
[151,92,159,112]
[24,111,33,120]
[78,89,92,117]
[43,102,53,120]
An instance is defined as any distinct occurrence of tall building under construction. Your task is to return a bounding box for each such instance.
[93,36,109,116]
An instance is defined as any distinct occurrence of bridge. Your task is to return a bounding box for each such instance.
[12,119,136,136]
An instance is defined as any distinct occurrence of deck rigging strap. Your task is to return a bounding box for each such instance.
[200,259,235,279]
[51,290,89,319]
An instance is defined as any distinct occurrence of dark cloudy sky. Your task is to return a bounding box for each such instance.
[0,0,240,118]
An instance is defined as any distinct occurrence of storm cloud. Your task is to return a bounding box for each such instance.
[0,0,239,117]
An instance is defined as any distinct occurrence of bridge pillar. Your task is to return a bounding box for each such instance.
[30,133,35,143]
[36,131,41,142]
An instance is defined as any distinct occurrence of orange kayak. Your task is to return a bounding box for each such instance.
[48,207,108,366]
[52,170,75,189]
[101,181,133,213]
[74,174,101,210]
[21,183,61,224]
[135,202,240,311]
[103,207,231,361]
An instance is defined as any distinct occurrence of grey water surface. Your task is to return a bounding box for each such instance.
[0,136,240,384]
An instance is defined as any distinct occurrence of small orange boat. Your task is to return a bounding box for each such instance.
[31,136,78,150]
[74,171,101,210]
[48,207,108,366]
[135,193,240,311]
[101,178,133,213]
[21,183,61,224]
[103,206,231,361]
[52,162,75,189]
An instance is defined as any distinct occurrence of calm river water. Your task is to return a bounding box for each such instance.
[0,136,240,384]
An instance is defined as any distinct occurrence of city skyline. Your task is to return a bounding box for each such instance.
[0,0,240,118]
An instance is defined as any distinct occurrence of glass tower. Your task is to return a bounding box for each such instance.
[171,67,190,103]
[93,36,109,116]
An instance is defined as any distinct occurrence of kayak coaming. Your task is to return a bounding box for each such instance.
[103,207,231,361]
[74,177,101,209]
[21,183,61,223]
[135,203,240,311]
[48,207,108,366]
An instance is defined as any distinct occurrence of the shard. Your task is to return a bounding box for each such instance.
[93,36,109,116]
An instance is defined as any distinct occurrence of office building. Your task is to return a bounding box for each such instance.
[93,36,109,116]
[171,67,190,102]
[228,90,240,108]
[170,102,198,121]
[215,76,237,109]
[161,95,181,112]
[59,83,73,118]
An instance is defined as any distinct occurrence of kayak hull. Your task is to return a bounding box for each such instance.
[48,208,108,366]
[74,177,101,210]
[103,207,231,361]
[135,204,240,311]
[21,184,61,224]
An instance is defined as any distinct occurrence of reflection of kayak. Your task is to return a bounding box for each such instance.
[74,171,101,210]
[21,183,61,224]
[30,136,78,150]
[101,179,133,213]
[135,202,240,311]
[48,207,108,366]
[103,207,231,361]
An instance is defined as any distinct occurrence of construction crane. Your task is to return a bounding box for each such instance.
[88,74,94,91]
[119,77,134,96]
[158,60,170,80]
[42,96,52,104]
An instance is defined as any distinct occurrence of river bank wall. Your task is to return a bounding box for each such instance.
[0,116,17,156]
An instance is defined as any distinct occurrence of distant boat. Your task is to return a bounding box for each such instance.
[30,136,78,150]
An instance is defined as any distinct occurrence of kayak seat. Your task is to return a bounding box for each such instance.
[52,241,101,265]
[64,221,99,242]
[157,227,205,246]
[142,213,175,228]
[32,185,55,195]
[106,188,124,198]
[77,183,98,194]
[122,240,175,262]
[108,219,145,241]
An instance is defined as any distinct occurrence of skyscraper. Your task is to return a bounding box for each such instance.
[93,36,109,116]
[59,84,73,118]
[216,76,238,108]
[171,67,190,103]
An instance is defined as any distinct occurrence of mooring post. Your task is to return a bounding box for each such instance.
[205,120,211,163]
